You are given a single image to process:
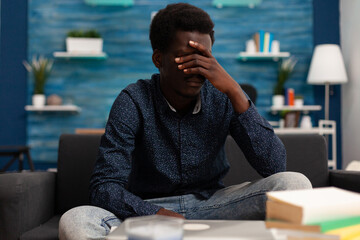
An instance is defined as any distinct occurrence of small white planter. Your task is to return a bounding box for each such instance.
[294,98,304,107]
[32,94,46,107]
[66,37,103,53]
[300,115,312,128]
[272,95,285,107]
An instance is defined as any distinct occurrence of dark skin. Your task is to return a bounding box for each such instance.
[152,30,250,218]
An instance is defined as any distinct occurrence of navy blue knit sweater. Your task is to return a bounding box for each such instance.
[89,74,286,220]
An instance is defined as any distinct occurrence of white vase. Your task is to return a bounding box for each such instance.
[66,37,103,53]
[295,98,304,107]
[32,94,46,107]
[300,115,313,129]
[272,95,285,107]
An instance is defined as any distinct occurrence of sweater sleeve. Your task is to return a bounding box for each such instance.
[229,101,286,177]
[89,91,162,220]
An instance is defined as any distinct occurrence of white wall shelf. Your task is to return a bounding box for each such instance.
[270,105,322,114]
[53,52,107,60]
[84,0,134,6]
[25,105,81,113]
[212,0,262,8]
[274,127,333,135]
[237,52,290,61]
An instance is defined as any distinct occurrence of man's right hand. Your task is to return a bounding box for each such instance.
[156,208,185,219]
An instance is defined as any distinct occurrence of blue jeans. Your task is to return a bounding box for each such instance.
[59,172,312,240]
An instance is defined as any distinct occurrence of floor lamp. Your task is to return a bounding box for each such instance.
[307,44,348,120]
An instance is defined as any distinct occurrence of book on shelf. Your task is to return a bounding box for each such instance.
[284,88,295,106]
[266,187,360,225]
[253,32,260,52]
[259,30,265,52]
[264,32,270,53]
[263,32,273,53]
[252,30,275,53]
[268,32,274,53]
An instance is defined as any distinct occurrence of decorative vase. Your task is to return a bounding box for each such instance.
[272,95,284,107]
[47,94,62,105]
[295,98,304,107]
[32,94,46,107]
[66,37,103,53]
[300,115,312,129]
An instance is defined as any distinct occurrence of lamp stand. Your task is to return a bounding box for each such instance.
[324,83,330,120]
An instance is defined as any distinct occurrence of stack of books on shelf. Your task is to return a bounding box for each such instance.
[252,30,276,53]
[284,88,295,106]
[266,187,360,240]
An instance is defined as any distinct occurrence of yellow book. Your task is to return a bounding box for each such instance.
[264,32,270,52]
[326,224,360,240]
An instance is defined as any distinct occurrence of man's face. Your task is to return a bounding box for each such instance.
[158,31,212,99]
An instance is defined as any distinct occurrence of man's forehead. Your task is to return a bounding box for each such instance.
[170,31,212,50]
[173,45,196,54]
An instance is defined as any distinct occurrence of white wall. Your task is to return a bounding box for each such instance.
[340,0,360,168]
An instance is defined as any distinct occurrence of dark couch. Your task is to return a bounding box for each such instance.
[1,133,359,240]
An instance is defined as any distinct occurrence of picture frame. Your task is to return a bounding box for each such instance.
[284,111,301,128]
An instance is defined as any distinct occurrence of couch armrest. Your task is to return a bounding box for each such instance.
[329,170,360,193]
[0,172,56,240]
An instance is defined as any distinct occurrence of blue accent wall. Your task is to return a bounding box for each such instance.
[0,0,27,146]
[313,0,342,169]
[0,0,29,171]
[26,0,314,165]
[0,0,342,170]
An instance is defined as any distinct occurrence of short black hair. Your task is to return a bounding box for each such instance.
[150,3,215,52]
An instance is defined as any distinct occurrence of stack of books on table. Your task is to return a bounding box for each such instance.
[265,187,360,240]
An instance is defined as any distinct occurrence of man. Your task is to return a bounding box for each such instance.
[59,3,311,239]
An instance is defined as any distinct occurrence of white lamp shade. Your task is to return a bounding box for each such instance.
[307,44,348,85]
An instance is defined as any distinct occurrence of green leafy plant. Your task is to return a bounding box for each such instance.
[67,29,101,38]
[273,57,297,95]
[23,55,54,95]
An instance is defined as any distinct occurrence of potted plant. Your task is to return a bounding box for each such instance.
[66,29,103,53]
[23,55,54,107]
[272,57,297,107]
[294,95,304,107]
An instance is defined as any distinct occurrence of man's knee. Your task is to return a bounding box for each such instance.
[265,171,312,191]
[59,205,115,240]
[59,206,92,240]
[60,205,95,225]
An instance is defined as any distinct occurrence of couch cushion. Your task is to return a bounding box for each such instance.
[223,134,329,187]
[56,134,102,214]
[56,133,329,214]
[281,134,329,187]
[223,135,262,186]
[20,215,60,240]
[0,172,55,240]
